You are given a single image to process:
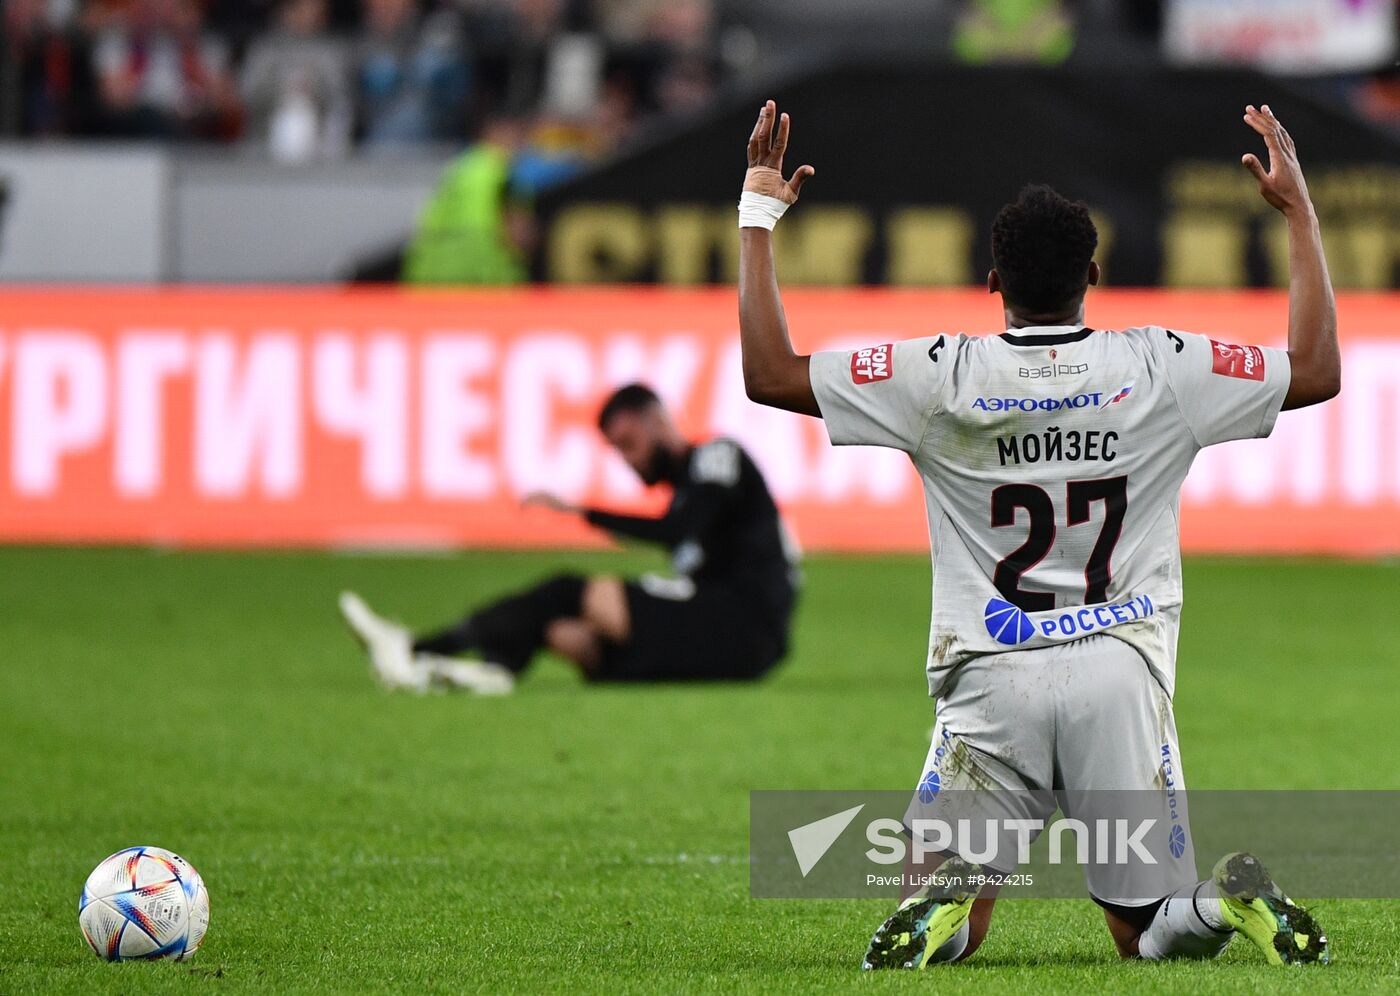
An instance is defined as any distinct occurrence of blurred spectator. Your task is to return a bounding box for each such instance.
[203,0,276,47]
[355,0,469,146]
[1356,69,1400,138]
[598,0,718,123]
[466,0,573,121]
[592,0,652,45]
[5,0,99,136]
[88,0,243,139]
[510,117,606,195]
[647,0,713,52]
[651,51,715,118]
[593,0,712,50]
[648,0,717,115]
[952,0,1076,65]
[536,30,606,120]
[240,0,352,161]
[400,117,533,284]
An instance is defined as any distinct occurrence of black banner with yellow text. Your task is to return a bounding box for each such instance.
[536,65,1397,289]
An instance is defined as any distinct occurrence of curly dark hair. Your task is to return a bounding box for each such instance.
[991,185,1098,315]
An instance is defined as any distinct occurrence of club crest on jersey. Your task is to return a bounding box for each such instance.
[1098,383,1134,409]
[1209,340,1266,381]
[851,344,893,384]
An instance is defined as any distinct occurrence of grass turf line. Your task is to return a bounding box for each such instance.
[0,547,1396,993]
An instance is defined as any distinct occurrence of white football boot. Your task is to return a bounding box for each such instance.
[338,591,429,693]
[416,653,516,696]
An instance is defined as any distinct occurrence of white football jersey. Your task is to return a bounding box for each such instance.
[809,325,1291,698]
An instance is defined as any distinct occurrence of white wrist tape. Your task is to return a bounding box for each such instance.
[738,191,790,230]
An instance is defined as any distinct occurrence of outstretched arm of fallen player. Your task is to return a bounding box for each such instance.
[583,484,727,548]
[1241,104,1340,410]
[737,100,820,416]
[520,489,679,545]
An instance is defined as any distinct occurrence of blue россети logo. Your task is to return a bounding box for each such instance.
[917,771,941,803]
[984,598,1034,645]
[983,594,1157,647]
[1169,823,1188,859]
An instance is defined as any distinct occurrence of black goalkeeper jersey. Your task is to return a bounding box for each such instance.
[583,438,798,616]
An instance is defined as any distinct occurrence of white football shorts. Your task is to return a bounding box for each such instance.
[906,633,1196,905]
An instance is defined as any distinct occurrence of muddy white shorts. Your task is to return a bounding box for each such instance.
[906,633,1196,905]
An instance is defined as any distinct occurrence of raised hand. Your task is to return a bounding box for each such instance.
[1241,104,1312,217]
[744,100,815,205]
[1239,105,1339,410]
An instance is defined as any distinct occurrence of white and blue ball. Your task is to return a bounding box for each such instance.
[78,846,210,961]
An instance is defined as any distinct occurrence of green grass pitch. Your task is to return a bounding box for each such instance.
[0,546,1397,993]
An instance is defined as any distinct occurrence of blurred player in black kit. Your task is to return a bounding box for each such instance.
[340,383,800,694]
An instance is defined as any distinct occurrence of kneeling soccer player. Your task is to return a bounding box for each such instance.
[340,383,800,694]
[735,100,1337,966]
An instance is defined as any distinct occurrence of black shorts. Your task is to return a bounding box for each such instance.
[592,576,790,683]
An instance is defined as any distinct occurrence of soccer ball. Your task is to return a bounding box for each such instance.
[78,846,210,961]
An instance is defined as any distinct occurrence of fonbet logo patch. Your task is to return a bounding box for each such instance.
[1210,340,1266,381]
[851,344,893,384]
[983,595,1157,646]
[787,804,865,877]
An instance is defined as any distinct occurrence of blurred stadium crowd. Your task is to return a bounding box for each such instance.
[4,0,730,165]
[9,1,1396,162]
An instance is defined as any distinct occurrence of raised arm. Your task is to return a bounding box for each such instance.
[1240,104,1340,410]
[737,100,821,416]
